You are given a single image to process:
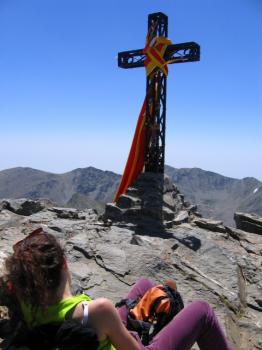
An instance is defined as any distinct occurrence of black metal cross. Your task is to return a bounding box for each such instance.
[118,12,200,173]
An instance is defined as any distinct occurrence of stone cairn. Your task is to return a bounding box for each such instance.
[103,172,200,229]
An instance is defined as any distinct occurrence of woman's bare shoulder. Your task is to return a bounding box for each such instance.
[70,298,112,337]
[71,298,114,328]
[70,297,112,320]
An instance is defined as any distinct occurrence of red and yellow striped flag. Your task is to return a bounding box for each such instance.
[113,99,146,202]
[113,35,172,203]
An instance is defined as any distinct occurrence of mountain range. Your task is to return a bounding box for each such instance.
[0,166,261,226]
[165,165,262,226]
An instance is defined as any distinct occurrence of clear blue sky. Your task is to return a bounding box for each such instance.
[0,0,261,180]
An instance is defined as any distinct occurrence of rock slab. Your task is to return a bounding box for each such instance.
[234,212,262,235]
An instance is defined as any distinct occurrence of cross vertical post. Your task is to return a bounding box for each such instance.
[145,13,168,172]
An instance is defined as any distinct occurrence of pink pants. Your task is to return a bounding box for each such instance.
[117,277,232,350]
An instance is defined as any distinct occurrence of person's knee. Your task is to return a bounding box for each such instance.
[193,300,211,310]
[189,300,213,323]
[136,277,154,289]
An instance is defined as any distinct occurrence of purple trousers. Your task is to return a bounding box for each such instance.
[117,277,232,350]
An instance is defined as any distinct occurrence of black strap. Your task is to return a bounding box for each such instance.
[115,298,138,309]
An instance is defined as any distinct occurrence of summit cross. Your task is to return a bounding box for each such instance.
[118,12,200,173]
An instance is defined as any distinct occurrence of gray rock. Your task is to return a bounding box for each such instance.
[0,209,28,229]
[234,212,262,235]
[193,217,227,233]
[49,207,85,220]
[163,192,176,208]
[173,210,189,225]
[104,203,123,220]
[95,244,129,277]
[163,175,175,192]
[226,227,262,257]
[163,207,176,221]
[0,198,45,216]
[117,194,141,209]
[227,226,262,245]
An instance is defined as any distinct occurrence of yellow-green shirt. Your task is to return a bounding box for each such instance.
[21,294,116,350]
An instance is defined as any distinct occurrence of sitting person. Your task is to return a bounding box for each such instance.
[0,227,232,350]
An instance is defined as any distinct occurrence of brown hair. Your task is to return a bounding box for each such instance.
[5,229,65,313]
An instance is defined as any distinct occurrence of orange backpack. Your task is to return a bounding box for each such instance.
[116,281,184,345]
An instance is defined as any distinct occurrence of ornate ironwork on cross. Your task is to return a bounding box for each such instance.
[118,12,200,173]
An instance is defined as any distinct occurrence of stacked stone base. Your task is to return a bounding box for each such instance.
[103,172,199,228]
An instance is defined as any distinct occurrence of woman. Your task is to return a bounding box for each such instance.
[1,228,232,350]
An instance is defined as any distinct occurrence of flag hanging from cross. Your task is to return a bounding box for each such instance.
[113,12,200,202]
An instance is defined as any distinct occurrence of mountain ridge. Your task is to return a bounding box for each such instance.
[165,165,262,225]
[0,166,261,226]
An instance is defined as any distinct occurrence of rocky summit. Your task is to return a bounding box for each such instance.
[0,181,262,350]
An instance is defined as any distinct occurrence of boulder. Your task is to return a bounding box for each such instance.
[104,203,123,220]
[234,212,262,235]
[117,194,141,209]
[49,207,86,220]
[0,198,45,216]
[193,217,227,233]
[226,227,262,256]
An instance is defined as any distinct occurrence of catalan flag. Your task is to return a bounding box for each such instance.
[113,34,172,203]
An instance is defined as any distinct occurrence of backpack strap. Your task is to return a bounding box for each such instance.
[115,298,138,309]
[81,301,89,326]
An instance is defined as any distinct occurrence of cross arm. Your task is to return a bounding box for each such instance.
[165,42,200,64]
[118,41,200,69]
[118,49,145,69]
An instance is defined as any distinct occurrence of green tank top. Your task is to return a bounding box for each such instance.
[21,294,116,350]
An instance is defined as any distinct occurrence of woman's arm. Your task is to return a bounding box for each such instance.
[90,298,140,350]
[73,298,140,350]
